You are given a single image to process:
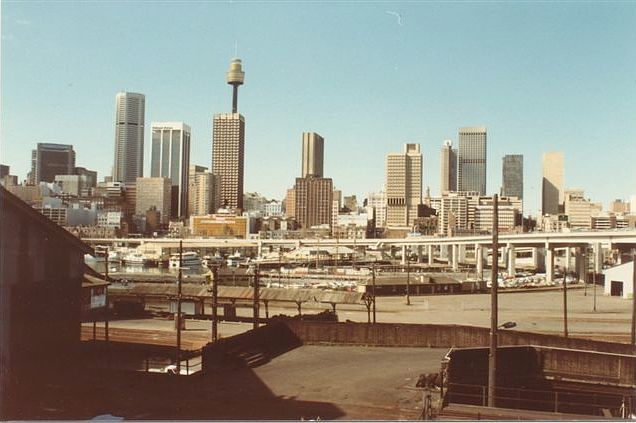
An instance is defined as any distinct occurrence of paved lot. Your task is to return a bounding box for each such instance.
[18,345,446,420]
[250,345,447,419]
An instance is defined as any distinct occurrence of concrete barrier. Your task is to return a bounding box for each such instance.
[282,321,636,355]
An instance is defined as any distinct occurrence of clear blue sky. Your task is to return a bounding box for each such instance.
[2,1,635,216]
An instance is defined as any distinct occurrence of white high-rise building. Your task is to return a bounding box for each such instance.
[150,122,191,219]
[542,151,564,215]
[385,144,422,227]
[457,127,487,195]
[366,191,387,228]
[113,92,145,184]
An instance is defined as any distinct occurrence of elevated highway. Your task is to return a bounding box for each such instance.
[83,230,636,283]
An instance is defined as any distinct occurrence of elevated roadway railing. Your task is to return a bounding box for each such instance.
[82,229,636,250]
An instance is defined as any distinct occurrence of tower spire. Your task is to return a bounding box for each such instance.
[226,57,245,113]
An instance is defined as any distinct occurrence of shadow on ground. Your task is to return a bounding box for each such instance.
[8,366,344,420]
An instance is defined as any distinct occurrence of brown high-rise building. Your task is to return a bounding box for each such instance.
[211,58,246,212]
[440,140,457,194]
[30,143,76,184]
[212,113,244,210]
[285,188,296,219]
[294,177,333,229]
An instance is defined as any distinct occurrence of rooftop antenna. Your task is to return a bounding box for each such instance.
[234,40,238,58]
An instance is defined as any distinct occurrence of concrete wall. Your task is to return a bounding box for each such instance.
[281,321,636,355]
[539,346,635,387]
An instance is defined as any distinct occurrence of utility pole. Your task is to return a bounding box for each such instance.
[176,240,183,375]
[583,250,587,297]
[104,245,109,281]
[211,265,218,342]
[563,248,569,338]
[253,264,260,330]
[405,257,411,305]
[488,194,499,408]
[631,250,636,345]
[372,261,377,323]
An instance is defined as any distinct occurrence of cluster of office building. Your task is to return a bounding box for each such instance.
[2,57,635,240]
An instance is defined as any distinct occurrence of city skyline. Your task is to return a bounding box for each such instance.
[2,2,636,216]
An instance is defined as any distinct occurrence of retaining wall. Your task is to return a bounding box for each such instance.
[281,321,636,355]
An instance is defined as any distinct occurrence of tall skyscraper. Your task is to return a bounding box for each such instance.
[113,92,145,184]
[542,151,564,215]
[212,58,246,211]
[385,143,423,227]
[290,133,333,229]
[502,154,523,199]
[440,140,457,194]
[457,127,487,195]
[30,143,76,184]
[302,132,324,178]
[150,122,191,219]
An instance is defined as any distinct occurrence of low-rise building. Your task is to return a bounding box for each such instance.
[190,212,249,238]
[603,261,634,299]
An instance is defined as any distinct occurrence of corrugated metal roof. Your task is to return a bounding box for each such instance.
[82,273,110,288]
[109,283,364,304]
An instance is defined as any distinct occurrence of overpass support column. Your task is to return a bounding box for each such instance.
[476,244,483,277]
[531,247,538,269]
[458,244,466,264]
[451,244,459,271]
[574,247,584,281]
[441,245,449,259]
[501,246,508,268]
[427,245,434,266]
[507,243,515,276]
[593,243,602,274]
[401,245,407,265]
[417,246,423,263]
[565,247,572,272]
[545,243,554,284]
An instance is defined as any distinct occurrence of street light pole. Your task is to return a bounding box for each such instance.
[488,194,499,408]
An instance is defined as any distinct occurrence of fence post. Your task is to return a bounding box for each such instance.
[145,357,149,372]
[186,359,189,375]
[482,385,487,406]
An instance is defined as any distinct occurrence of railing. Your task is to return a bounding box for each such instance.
[142,354,203,375]
[446,382,634,417]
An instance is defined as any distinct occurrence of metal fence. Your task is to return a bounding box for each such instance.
[446,382,634,418]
